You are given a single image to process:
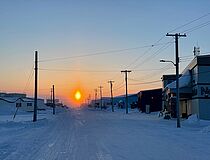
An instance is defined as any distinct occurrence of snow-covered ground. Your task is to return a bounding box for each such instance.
[0,107,210,160]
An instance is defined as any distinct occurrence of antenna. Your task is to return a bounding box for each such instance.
[193,46,200,57]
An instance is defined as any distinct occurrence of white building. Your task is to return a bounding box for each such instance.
[0,93,47,114]
[163,54,210,120]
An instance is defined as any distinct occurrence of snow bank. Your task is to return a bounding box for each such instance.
[186,114,199,124]
[0,106,67,122]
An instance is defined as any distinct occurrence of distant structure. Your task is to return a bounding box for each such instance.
[46,99,63,107]
[193,46,200,57]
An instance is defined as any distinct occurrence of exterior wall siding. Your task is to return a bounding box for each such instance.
[199,99,210,120]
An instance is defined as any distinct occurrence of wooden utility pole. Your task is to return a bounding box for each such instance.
[87,94,91,105]
[121,70,131,114]
[52,85,55,115]
[33,51,38,122]
[99,86,103,109]
[51,88,53,107]
[108,80,114,112]
[94,89,97,108]
[166,33,186,128]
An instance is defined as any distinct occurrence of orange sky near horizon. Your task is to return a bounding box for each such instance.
[0,61,166,107]
[1,1,209,107]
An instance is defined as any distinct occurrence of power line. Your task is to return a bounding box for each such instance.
[39,68,120,73]
[180,51,210,61]
[129,80,161,85]
[168,13,210,33]
[39,43,169,63]
[132,40,174,69]
[39,65,178,73]
[34,70,210,92]
[125,39,171,69]
[23,65,34,93]
[28,69,210,98]
[124,13,210,70]
[182,20,210,33]
[180,55,194,58]
[134,64,174,72]
[140,64,174,81]
[139,71,210,88]
[113,82,125,92]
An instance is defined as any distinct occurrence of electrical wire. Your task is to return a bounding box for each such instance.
[38,13,210,99]
[39,68,120,73]
[129,80,161,86]
[131,39,174,69]
[124,12,210,70]
[23,65,34,93]
[124,36,168,69]
[139,64,174,82]
[182,20,210,33]
[39,43,169,63]
[112,82,125,92]
[168,13,210,33]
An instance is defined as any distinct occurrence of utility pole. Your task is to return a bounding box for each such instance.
[52,85,55,115]
[99,86,103,109]
[50,88,53,107]
[121,70,131,114]
[166,33,186,128]
[33,51,38,122]
[108,80,114,112]
[87,94,91,106]
[94,89,97,108]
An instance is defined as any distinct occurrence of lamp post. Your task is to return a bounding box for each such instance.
[160,60,176,66]
[160,59,180,128]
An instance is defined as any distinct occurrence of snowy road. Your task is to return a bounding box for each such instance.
[1,108,210,160]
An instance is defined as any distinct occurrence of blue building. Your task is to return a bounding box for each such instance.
[113,94,138,109]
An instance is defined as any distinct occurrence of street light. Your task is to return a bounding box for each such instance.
[160,59,176,66]
[160,59,181,128]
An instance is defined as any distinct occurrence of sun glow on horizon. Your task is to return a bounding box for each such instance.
[74,90,82,101]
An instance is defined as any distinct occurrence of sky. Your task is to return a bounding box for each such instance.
[0,0,210,106]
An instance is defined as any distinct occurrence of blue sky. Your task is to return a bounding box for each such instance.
[0,0,210,104]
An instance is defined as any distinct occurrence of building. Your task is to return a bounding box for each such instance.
[162,74,181,112]
[90,94,138,109]
[0,92,48,114]
[113,94,138,109]
[137,88,162,113]
[162,74,178,89]
[92,97,111,108]
[163,54,210,120]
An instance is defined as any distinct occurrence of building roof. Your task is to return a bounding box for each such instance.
[162,74,177,81]
[166,70,191,89]
[186,54,210,70]
[138,88,162,93]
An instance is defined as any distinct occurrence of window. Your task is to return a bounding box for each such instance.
[16,103,21,108]
[27,103,32,107]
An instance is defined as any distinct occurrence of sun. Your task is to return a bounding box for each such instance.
[74,90,81,101]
